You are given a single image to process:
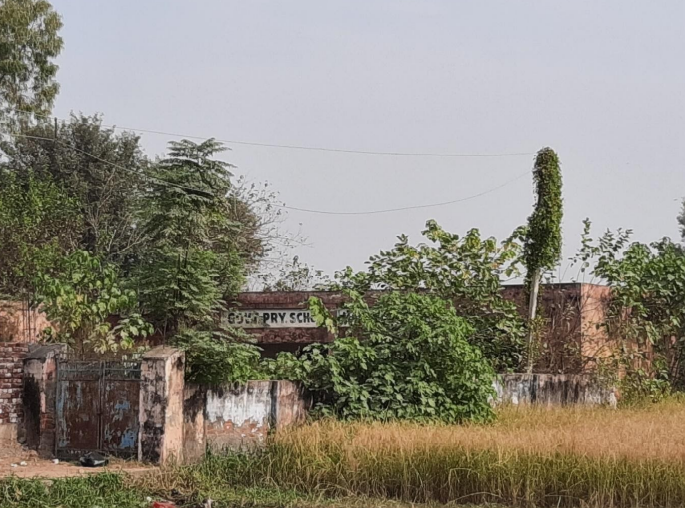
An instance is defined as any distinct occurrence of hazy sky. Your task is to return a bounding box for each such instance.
[51,1,685,278]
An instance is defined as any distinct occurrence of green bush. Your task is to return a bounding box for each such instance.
[266,291,495,423]
[172,326,264,385]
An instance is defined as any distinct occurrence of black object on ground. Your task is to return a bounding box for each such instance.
[79,451,109,467]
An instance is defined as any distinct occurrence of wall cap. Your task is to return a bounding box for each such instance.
[25,344,66,361]
[142,346,183,360]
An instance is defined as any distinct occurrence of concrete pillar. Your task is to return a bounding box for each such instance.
[138,346,185,464]
[271,380,311,430]
[22,344,66,457]
[182,383,206,463]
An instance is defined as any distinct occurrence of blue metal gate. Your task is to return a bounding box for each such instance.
[55,359,142,459]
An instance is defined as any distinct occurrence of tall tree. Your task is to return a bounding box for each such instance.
[523,147,563,372]
[1,114,149,266]
[137,139,257,336]
[0,0,63,129]
[679,200,685,242]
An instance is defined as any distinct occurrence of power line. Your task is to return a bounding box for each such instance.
[112,127,534,158]
[16,110,534,158]
[8,133,530,217]
[279,171,529,215]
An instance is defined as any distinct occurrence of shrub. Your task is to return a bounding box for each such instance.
[172,327,264,384]
[267,290,495,423]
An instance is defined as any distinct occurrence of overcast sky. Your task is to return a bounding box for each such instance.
[51,1,685,279]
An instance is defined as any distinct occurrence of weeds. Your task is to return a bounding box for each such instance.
[0,473,147,508]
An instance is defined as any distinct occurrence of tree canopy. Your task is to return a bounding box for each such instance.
[0,117,277,357]
[0,0,63,129]
[332,220,526,371]
[1,114,149,265]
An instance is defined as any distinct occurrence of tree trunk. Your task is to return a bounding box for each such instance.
[526,268,541,374]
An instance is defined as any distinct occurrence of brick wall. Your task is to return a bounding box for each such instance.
[0,343,29,424]
[232,291,344,356]
[0,301,52,343]
[232,284,614,373]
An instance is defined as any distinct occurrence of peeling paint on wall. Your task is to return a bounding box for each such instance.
[492,374,617,407]
[200,381,310,454]
[206,382,272,427]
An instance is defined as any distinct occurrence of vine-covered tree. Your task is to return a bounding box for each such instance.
[523,147,563,372]
[0,0,63,130]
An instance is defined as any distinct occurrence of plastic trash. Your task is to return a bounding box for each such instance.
[151,502,176,508]
[79,451,109,468]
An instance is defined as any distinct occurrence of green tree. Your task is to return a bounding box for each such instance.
[35,250,152,355]
[332,220,526,371]
[143,139,233,250]
[137,139,257,336]
[1,114,149,266]
[575,221,685,394]
[0,168,81,300]
[678,200,685,242]
[0,0,63,129]
[172,327,263,384]
[267,291,495,423]
[135,145,297,380]
[523,147,563,372]
[136,248,225,335]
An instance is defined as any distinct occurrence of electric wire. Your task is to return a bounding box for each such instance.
[8,131,530,216]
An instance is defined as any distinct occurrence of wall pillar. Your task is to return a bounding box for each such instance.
[182,383,206,463]
[22,344,66,457]
[271,380,311,430]
[139,346,185,464]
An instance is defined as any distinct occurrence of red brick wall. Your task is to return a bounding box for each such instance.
[0,301,52,343]
[232,291,346,349]
[232,284,613,373]
[0,343,28,424]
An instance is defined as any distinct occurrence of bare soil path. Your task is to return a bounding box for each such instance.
[0,441,153,478]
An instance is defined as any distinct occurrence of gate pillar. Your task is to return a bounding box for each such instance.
[23,344,67,457]
[139,346,185,464]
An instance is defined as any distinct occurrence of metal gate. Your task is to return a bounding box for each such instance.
[56,359,142,459]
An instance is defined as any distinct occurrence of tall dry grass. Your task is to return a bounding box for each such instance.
[253,400,685,507]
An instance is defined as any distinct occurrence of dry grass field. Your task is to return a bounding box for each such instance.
[280,400,685,463]
[251,399,685,507]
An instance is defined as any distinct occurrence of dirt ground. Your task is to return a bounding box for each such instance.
[0,441,153,479]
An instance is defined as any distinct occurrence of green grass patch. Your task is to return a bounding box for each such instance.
[0,473,148,508]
